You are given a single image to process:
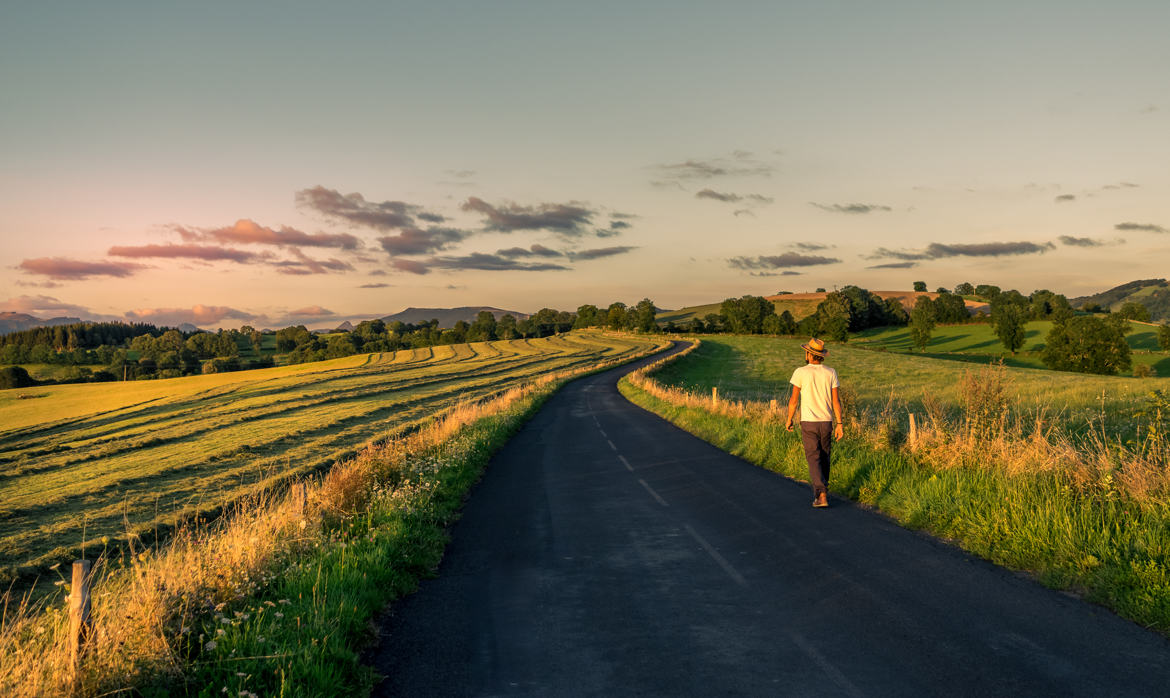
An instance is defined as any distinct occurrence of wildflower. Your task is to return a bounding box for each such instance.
[274,612,284,619]
[216,628,226,636]
[220,617,232,624]
[205,640,218,651]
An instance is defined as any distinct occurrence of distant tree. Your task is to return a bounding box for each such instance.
[1117,301,1151,322]
[991,302,1026,354]
[1081,302,1104,314]
[1158,324,1170,351]
[606,302,628,330]
[954,282,975,296]
[719,295,775,334]
[497,314,519,339]
[633,298,657,332]
[516,318,537,338]
[909,296,935,352]
[1041,316,1131,375]
[467,311,497,342]
[703,313,723,333]
[933,291,969,324]
[573,304,600,329]
[811,293,850,341]
[883,298,909,326]
[814,287,826,293]
[776,310,798,335]
[974,284,1001,301]
[275,325,313,352]
[913,281,928,292]
[0,366,36,389]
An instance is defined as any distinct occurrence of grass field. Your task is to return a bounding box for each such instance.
[657,297,821,326]
[0,331,657,584]
[650,335,1169,439]
[852,319,1170,374]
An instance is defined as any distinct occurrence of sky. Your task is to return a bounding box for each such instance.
[1,1,1167,329]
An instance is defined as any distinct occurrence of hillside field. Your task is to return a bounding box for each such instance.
[658,290,987,326]
[0,331,660,584]
[650,335,1169,439]
[852,319,1170,374]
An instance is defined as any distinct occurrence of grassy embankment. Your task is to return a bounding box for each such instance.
[853,319,1169,374]
[0,332,649,587]
[619,336,1170,636]
[0,332,668,697]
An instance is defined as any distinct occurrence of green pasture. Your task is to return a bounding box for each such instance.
[0,331,657,583]
[651,335,1169,438]
[852,320,1170,374]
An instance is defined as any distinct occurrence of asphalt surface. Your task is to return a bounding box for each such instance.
[370,342,1170,696]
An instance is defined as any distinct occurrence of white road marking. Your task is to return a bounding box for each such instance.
[789,631,865,697]
[606,439,617,451]
[638,479,669,507]
[684,524,747,588]
[599,428,607,439]
[618,455,634,472]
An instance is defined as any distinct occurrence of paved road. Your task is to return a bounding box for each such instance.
[370,343,1170,696]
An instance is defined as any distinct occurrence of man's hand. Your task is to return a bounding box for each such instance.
[785,421,794,432]
[834,423,844,440]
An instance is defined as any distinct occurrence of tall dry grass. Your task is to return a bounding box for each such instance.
[0,337,668,697]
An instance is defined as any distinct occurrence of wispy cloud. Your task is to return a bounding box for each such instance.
[461,197,598,236]
[19,257,148,280]
[868,241,1055,260]
[270,249,355,275]
[811,202,892,214]
[867,261,918,269]
[728,253,841,271]
[0,294,111,319]
[497,244,563,259]
[793,242,832,251]
[566,246,638,261]
[653,155,774,181]
[1054,194,1076,203]
[377,227,469,255]
[393,252,572,275]
[1115,221,1167,233]
[295,186,443,230]
[695,189,774,205]
[1059,235,1108,247]
[359,283,391,289]
[108,243,268,263]
[177,218,360,249]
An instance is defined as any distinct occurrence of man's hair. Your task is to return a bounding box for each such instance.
[807,351,824,364]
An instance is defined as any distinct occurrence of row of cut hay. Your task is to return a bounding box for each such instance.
[628,341,1170,509]
[0,335,668,698]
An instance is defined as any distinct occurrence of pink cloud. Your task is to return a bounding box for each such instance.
[391,258,430,275]
[19,257,148,280]
[178,219,360,250]
[0,295,108,318]
[124,304,256,327]
[108,243,268,263]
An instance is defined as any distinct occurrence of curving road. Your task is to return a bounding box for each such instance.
[370,343,1170,696]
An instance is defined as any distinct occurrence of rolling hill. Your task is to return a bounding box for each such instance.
[0,313,83,336]
[381,306,530,327]
[1072,279,1170,322]
[657,291,988,326]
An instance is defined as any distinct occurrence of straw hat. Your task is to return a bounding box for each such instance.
[801,337,828,358]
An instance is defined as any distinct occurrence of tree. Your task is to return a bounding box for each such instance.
[933,291,969,324]
[991,302,1026,354]
[467,311,498,342]
[974,284,1001,301]
[913,281,927,292]
[1117,302,1151,322]
[497,314,519,339]
[719,295,775,334]
[1041,316,1132,375]
[633,298,657,332]
[1158,324,1170,351]
[606,303,628,330]
[811,293,850,341]
[954,282,975,296]
[0,366,35,389]
[909,296,935,351]
[573,305,599,329]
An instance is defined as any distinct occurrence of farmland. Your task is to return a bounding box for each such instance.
[853,319,1170,374]
[0,331,660,583]
[649,335,1169,438]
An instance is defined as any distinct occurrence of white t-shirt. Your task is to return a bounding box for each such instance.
[789,363,839,423]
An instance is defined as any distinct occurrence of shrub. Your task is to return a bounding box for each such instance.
[1134,364,1156,379]
[0,365,36,389]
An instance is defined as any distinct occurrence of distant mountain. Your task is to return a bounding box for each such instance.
[175,323,201,333]
[1073,279,1170,322]
[334,321,355,332]
[381,306,530,328]
[0,312,83,336]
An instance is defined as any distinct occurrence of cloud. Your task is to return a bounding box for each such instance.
[124,304,255,327]
[359,283,391,288]
[461,197,597,236]
[430,253,570,272]
[295,186,443,230]
[793,242,832,251]
[497,244,564,259]
[1115,221,1167,233]
[285,305,335,318]
[653,156,773,181]
[0,294,108,318]
[391,259,431,275]
[748,270,802,277]
[178,218,360,249]
[1059,235,1105,247]
[867,261,918,269]
[733,209,754,217]
[811,203,892,214]
[696,189,742,203]
[270,249,355,275]
[108,243,267,263]
[377,227,469,255]
[869,241,1056,261]
[1054,194,1076,203]
[19,257,148,280]
[727,253,842,270]
[566,246,637,261]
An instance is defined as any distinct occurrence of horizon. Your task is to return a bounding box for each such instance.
[3,2,1168,329]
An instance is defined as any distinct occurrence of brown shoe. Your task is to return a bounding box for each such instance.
[812,492,829,508]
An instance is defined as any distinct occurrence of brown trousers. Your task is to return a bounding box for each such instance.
[800,421,833,496]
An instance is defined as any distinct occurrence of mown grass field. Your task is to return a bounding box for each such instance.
[852,319,1170,374]
[651,335,1169,439]
[0,331,656,583]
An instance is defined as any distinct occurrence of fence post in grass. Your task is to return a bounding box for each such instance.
[291,482,306,516]
[69,559,92,676]
[769,398,778,414]
[908,413,917,449]
[712,386,718,408]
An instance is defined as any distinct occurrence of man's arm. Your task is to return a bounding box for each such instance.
[831,386,844,439]
[785,385,800,432]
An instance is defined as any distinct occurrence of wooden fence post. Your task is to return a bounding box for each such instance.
[291,482,306,516]
[69,559,92,675]
[711,386,718,407]
[908,413,917,448]
[769,399,778,413]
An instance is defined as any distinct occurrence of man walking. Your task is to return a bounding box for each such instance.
[785,338,844,508]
